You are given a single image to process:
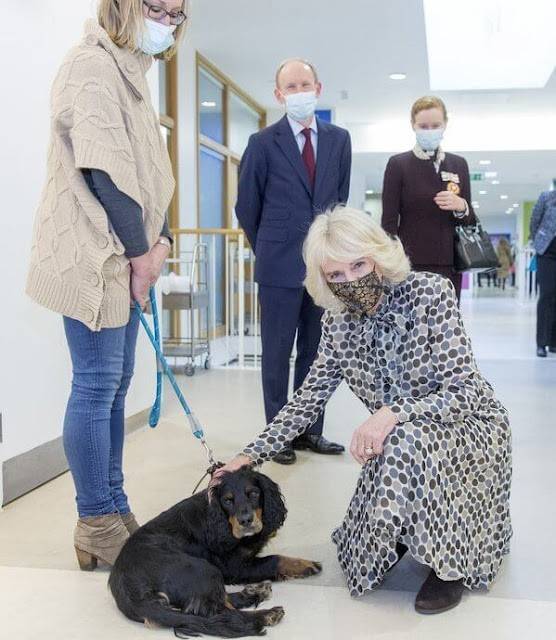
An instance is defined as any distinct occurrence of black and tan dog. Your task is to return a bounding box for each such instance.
[109,468,322,638]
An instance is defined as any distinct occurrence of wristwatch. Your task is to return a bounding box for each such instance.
[156,236,172,249]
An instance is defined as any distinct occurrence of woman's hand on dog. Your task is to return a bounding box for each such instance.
[210,455,253,487]
[350,406,398,465]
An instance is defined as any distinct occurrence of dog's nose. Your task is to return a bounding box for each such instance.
[238,513,254,527]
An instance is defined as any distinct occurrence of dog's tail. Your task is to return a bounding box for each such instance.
[110,583,267,638]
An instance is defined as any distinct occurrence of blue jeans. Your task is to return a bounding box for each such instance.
[63,312,140,517]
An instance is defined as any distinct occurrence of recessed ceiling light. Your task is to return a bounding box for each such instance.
[500,195,508,200]
[479,160,491,165]
[512,203,519,207]
[201,101,216,107]
[365,190,375,195]
[485,171,498,178]
[505,209,513,215]
[389,73,407,80]
[472,201,479,207]
[491,180,500,185]
[479,190,487,195]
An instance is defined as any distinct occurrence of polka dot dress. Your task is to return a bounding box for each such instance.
[243,272,513,597]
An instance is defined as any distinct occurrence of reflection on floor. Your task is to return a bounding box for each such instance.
[2,297,556,639]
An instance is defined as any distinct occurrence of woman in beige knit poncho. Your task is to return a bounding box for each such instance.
[26,0,188,569]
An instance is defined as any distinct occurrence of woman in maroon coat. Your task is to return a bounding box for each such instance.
[381,96,476,301]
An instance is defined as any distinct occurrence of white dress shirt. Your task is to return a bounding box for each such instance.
[287,115,318,159]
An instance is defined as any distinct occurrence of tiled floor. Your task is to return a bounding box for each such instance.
[2,296,556,639]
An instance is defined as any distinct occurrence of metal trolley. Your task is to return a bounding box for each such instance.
[162,243,211,376]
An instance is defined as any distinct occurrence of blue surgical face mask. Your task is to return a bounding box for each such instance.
[137,19,176,56]
[415,127,444,152]
[284,91,318,122]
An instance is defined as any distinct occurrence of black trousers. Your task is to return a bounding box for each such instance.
[536,239,556,348]
[258,286,324,436]
[413,264,462,303]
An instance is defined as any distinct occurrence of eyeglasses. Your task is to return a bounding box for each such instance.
[143,1,187,26]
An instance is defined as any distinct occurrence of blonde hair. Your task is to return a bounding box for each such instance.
[97,0,189,61]
[411,95,448,123]
[303,206,411,312]
[275,58,319,87]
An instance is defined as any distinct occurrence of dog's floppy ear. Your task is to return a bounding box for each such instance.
[206,486,235,551]
[256,472,287,535]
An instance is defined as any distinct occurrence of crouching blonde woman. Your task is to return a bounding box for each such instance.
[218,206,512,614]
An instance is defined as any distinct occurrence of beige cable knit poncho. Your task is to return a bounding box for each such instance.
[26,19,175,330]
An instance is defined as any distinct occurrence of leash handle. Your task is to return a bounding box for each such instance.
[135,300,201,430]
[148,287,162,428]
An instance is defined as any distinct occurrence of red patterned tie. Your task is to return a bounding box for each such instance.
[301,128,316,189]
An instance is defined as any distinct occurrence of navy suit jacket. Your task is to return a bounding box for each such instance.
[235,115,351,288]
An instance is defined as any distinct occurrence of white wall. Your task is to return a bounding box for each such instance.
[0,2,161,503]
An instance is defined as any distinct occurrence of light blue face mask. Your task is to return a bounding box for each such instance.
[137,19,176,56]
[415,127,445,152]
[284,91,318,122]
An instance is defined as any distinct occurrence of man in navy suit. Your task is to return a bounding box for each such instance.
[235,58,351,464]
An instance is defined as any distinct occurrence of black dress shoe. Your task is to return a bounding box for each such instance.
[549,347,556,354]
[273,445,297,465]
[537,346,547,358]
[415,569,465,615]
[292,435,345,455]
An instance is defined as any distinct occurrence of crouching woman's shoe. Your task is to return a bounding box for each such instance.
[415,569,465,614]
[74,514,130,571]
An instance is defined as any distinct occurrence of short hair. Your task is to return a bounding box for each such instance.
[303,206,411,313]
[97,0,189,61]
[275,58,319,87]
[411,95,448,123]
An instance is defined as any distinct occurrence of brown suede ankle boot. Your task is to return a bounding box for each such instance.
[120,512,140,535]
[74,513,130,570]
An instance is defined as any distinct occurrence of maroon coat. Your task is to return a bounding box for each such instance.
[381,150,476,267]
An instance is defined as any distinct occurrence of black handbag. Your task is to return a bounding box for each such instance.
[454,222,500,273]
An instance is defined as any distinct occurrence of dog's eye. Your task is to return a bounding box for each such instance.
[248,490,260,500]
[223,496,234,505]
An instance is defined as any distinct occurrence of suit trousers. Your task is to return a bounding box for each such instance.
[258,286,324,436]
[536,238,556,348]
[413,264,462,303]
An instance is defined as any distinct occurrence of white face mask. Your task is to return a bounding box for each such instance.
[284,91,318,122]
[415,127,445,152]
[137,19,176,56]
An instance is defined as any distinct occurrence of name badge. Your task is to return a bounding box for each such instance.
[441,171,460,184]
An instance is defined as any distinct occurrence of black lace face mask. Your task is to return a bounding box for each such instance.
[328,269,386,316]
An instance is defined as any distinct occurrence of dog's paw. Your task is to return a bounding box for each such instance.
[262,606,285,626]
[277,556,323,579]
[244,581,272,602]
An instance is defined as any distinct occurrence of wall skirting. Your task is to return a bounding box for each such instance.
[1,410,149,506]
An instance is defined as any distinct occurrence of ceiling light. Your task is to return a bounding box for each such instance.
[479,190,487,195]
[423,0,556,90]
[512,203,519,207]
[472,201,479,207]
[389,73,407,80]
[492,180,500,185]
[201,101,216,107]
[505,209,513,214]
[500,195,508,200]
[485,171,498,178]
[365,190,375,195]
[479,160,491,165]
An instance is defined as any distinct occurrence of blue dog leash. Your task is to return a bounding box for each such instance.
[148,287,162,428]
[134,288,222,483]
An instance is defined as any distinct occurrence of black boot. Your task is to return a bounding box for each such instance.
[537,346,547,358]
[415,569,465,615]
